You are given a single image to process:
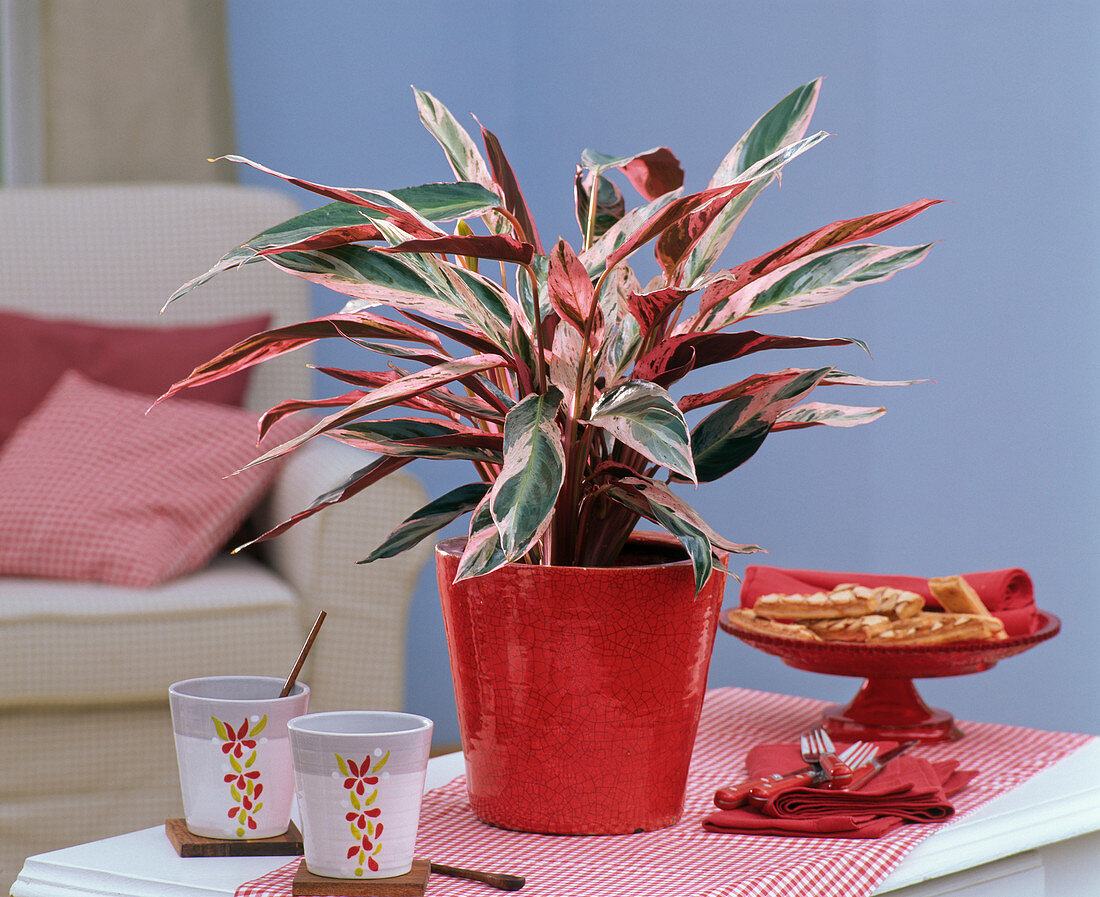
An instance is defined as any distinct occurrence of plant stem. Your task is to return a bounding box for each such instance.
[520,263,547,393]
[583,170,600,252]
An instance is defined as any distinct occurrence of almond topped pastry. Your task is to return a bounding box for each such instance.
[752,588,879,620]
[730,577,1007,646]
[725,608,823,640]
[806,614,892,641]
[869,611,1007,645]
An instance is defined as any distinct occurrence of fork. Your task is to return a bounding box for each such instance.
[745,740,878,806]
[801,727,853,787]
[716,740,874,809]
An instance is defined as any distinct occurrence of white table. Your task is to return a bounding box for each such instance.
[11,741,1100,897]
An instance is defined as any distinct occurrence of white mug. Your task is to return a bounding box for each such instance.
[289,711,433,878]
[169,676,309,839]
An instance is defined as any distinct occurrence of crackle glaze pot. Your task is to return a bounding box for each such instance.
[435,533,726,835]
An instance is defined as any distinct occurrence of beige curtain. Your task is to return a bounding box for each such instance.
[39,0,235,183]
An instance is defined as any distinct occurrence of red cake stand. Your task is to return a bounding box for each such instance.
[719,610,1060,743]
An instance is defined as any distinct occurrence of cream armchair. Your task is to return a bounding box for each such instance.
[0,183,430,890]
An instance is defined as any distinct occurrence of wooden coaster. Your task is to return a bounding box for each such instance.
[165,818,304,857]
[292,858,430,896]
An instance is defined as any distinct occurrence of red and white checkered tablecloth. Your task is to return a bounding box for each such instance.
[236,687,1093,897]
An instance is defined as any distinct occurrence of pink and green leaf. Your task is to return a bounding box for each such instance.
[580,189,682,280]
[547,238,601,339]
[490,388,566,562]
[635,331,868,387]
[455,494,509,581]
[413,87,497,192]
[680,78,824,283]
[771,401,887,431]
[374,233,534,266]
[156,313,442,404]
[266,246,475,326]
[360,482,491,564]
[713,198,943,295]
[687,367,834,481]
[602,181,750,274]
[476,118,544,253]
[579,146,685,201]
[587,380,696,482]
[625,286,690,335]
[238,354,511,471]
[214,155,443,239]
[329,418,503,463]
[691,242,935,331]
[234,456,415,553]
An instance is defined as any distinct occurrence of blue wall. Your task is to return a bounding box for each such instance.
[226,1,1100,742]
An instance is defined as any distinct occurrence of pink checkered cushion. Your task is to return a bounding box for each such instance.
[0,370,302,587]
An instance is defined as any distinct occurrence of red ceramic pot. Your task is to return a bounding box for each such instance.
[435,533,726,834]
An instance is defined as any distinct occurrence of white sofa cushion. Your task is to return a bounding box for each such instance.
[0,555,302,708]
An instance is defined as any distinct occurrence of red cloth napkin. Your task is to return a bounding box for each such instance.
[703,742,978,839]
[739,565,1039,635]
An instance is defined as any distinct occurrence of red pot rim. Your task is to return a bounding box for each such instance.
[435,530,699,573]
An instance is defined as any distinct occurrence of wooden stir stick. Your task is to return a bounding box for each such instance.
[280,610,326,697]
[430,862,525,891]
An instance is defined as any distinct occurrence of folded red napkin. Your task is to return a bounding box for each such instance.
[703,742,978,839]
[740,565,1039,635]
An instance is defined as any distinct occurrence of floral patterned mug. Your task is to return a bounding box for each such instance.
[288,711,433,879]
[169,676,309,839]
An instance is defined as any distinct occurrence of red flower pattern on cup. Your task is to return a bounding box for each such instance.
[213,715,268,837]
[337,750,389,876]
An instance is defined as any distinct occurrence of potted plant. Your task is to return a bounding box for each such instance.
[162,78,937,834]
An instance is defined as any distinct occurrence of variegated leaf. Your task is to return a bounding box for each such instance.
[698,243,935,330]
[620,476,762,554]
[490,388,566,561]
[214,155,443,239]
[413,87,496,191]
[238,354,510,471]
[603,473,759,592]
[454,493,509,581]
[389,181,503,221]
[579,146,685,200]
[477,117,544,253]
[547,238,601,339]
[710,79,823,188]
[360,482,491,563]
[680,78,823,284]
[326,417,503,463]
[602,182,751,275]
[687,367,832,481]
[573,168,625,243]
[680,366,833,414]
[305,371,502,423]
[587,380,696,482]
[374,233,534,266]
[234,456,414,553]
[625,286,690,335]
[594,265,643,386]
[548,320,593,407]
[707,198,943,302]
[655,129,836,282]
[580,189,682,280]
[608,483,712,592]
[267,246,472,326]
[771,402,887,430]
[156,313,442,403]
[819,371,930,388]
[634,331,867,388]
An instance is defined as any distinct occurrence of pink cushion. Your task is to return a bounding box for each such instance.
[0,370,302,588]
[0,310,269,446]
